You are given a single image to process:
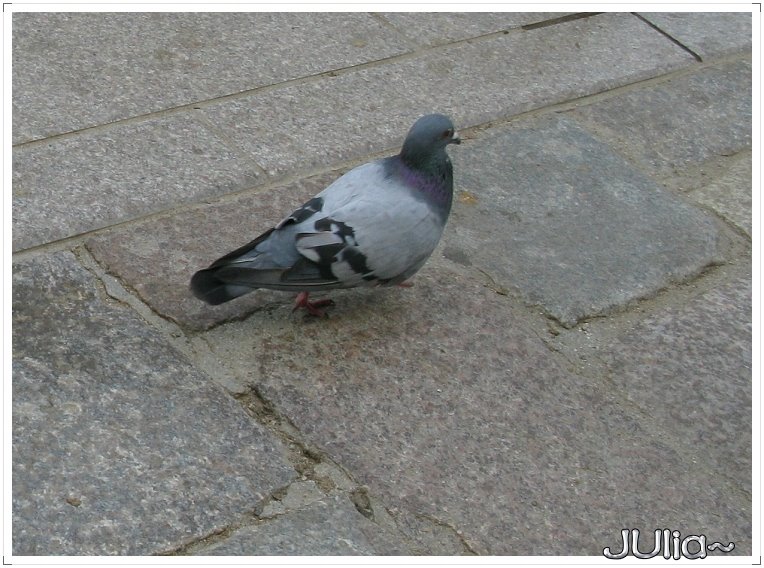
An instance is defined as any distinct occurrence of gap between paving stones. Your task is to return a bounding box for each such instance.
[155,425,427,554]
[632,12,703,62]
[73,245,247,392]
[165,487,462,555]
[12,12,597,150]
[520,12,601,30]
[74,244,347,473]
[11,49,750,264]
[543,256,751,356]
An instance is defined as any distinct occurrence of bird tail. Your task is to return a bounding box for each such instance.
[190,229,289,305]
[189,268,257,305]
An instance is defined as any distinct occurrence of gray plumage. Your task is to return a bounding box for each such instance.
[190,113,461,308]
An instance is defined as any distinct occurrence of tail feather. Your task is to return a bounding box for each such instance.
[190,227,288,305]
[190,268,257,305]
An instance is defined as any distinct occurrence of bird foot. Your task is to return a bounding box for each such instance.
[397,281,414,288]
[293,291,334,317]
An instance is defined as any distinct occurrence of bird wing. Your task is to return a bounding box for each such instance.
[285,162,445,287]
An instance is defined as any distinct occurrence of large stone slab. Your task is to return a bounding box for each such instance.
[12,251,296,555]
[200,262,749,555]
[12,113,261,252]
[12,12,411,143]
[603,266,752,497]
[445,114,721,326]
[86,172,341,331]
[571,59,752,178]
[200,12,694,176]
[639,12,752,59]
[200,494,411,555]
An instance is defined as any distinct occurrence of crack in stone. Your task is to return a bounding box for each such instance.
[414,513,478,555]
[155,479,329,554]
[155,513,253,555]
[475,267,510,297]
[233,385,325,480]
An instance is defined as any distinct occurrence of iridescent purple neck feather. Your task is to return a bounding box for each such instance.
[384,155,454,219]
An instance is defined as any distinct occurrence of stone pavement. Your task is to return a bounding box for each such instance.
[11,12,752,557]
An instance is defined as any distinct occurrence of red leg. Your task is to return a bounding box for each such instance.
[397,281,414,288]
[293,291,334,317]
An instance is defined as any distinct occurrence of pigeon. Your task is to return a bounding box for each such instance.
[190,113,461,316]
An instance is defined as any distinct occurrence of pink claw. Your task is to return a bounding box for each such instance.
[293,291,334,317]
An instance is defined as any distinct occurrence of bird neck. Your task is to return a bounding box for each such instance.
[390,153,454,218]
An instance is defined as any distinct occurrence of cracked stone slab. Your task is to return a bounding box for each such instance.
[638,12,752,59]
[377,12,569,46]
[603,264,752,498]
[85,171,340,331]
[12,251,296,555]
[12,12,411,143]
[200,262,749,555]
[200,494,411,555]
[200,12,694,176]
[445,114,722,326]
[690,151,752,237]
[570,59,752,179]
[13,113,262,252]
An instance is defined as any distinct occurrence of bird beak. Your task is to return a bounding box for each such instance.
[451,131,461,145]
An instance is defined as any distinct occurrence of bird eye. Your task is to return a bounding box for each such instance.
[442,129,453,139]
